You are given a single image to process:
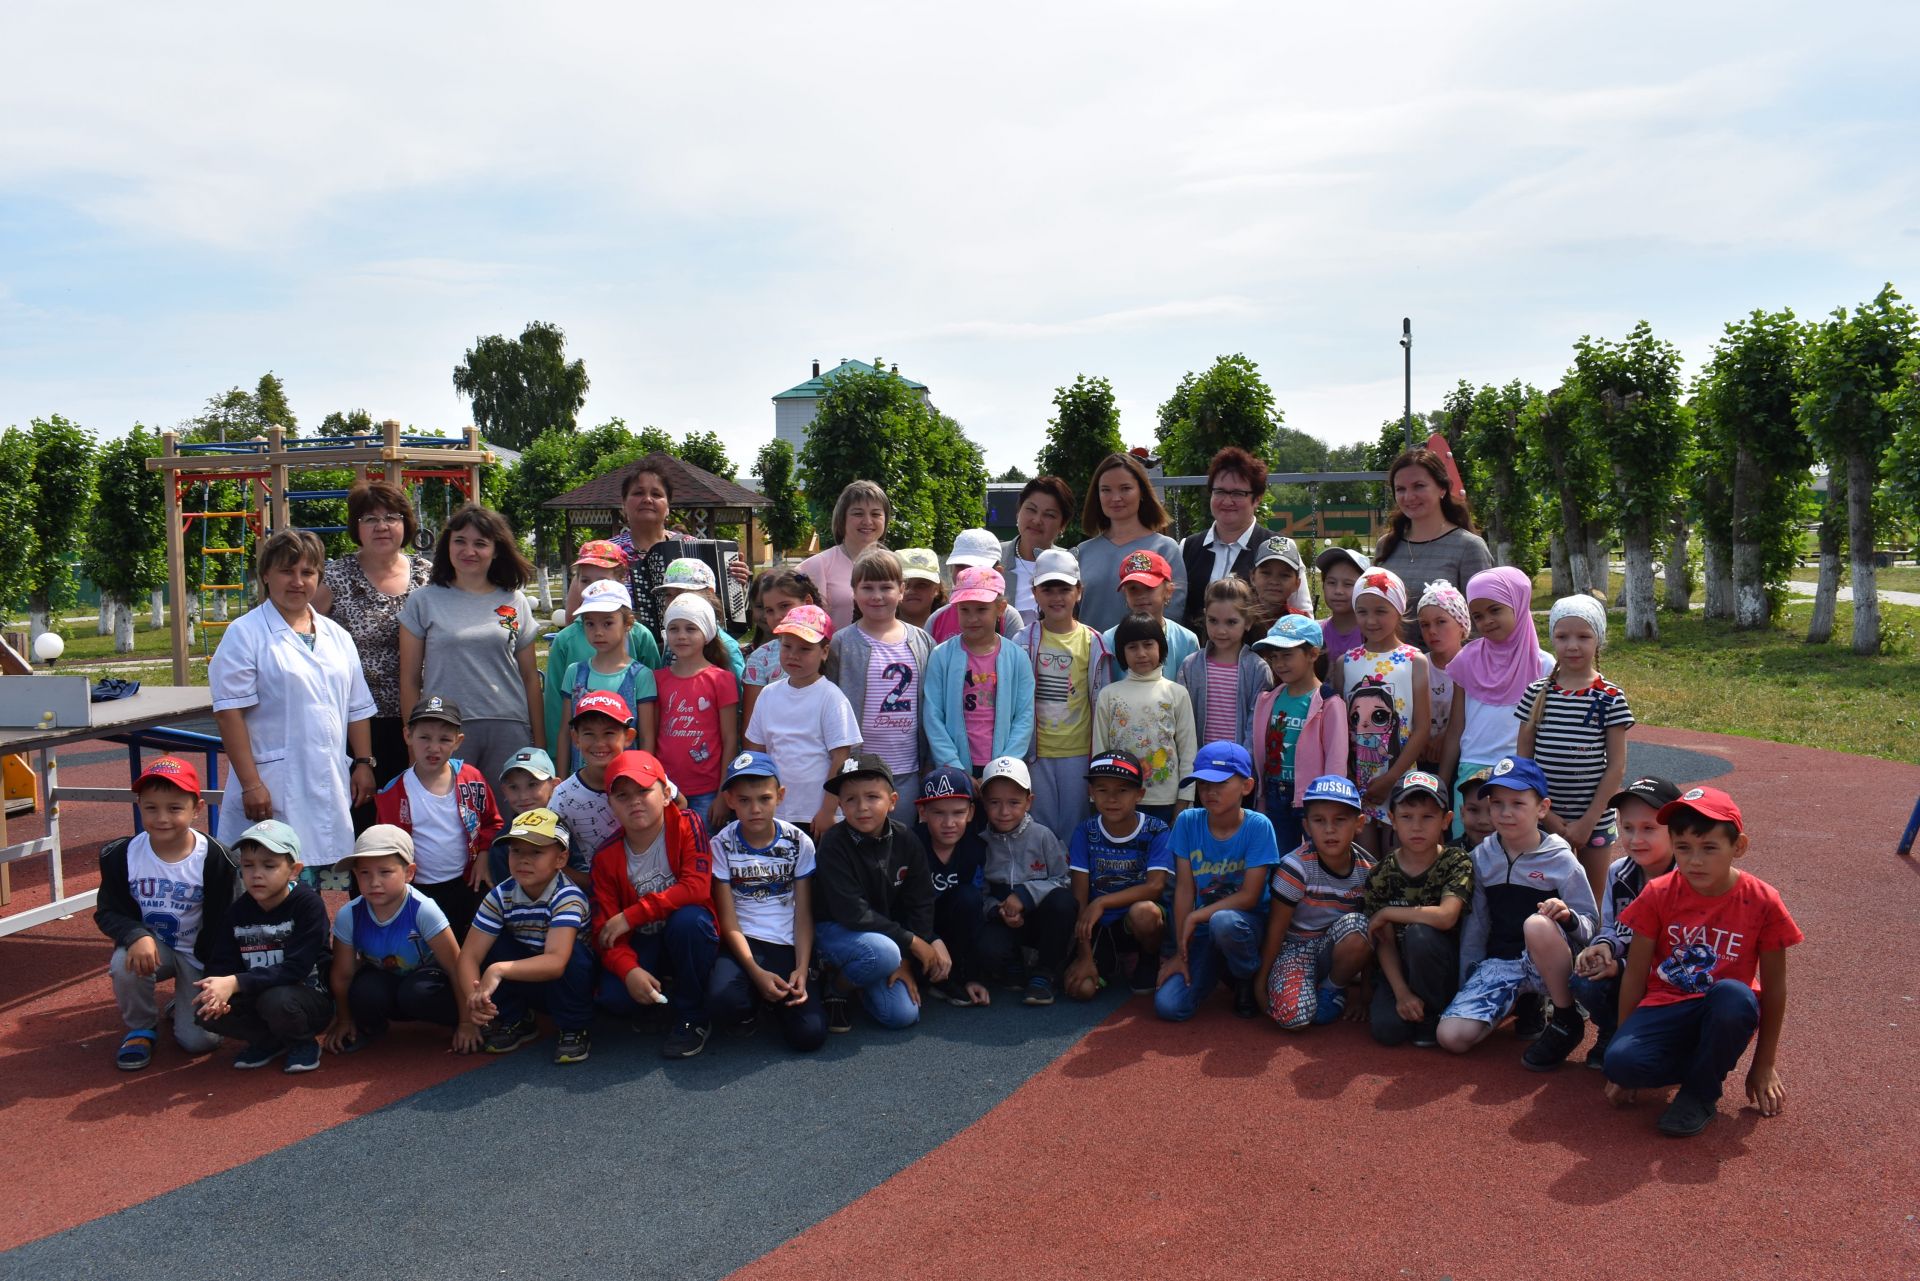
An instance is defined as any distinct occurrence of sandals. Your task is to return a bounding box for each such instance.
[117,1028,157,1071]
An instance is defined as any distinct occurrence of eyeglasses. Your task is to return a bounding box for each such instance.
[1210,487,1254,501]
[358,513,406,526]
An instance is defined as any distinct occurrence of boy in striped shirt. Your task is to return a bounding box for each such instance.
[1260,775,1377,1029]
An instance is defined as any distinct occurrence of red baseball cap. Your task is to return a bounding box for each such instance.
[136,755,201,797]
[570,691,634,726]
[1657,785,1744,834]
[1118,550,1173,588]
[604,750,669,793]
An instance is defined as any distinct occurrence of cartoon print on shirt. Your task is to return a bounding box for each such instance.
[1657,940,1721,995]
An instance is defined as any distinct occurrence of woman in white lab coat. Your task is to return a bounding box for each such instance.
[211,530,378,889]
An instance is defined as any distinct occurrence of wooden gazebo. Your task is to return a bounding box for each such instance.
[543,455,771,569]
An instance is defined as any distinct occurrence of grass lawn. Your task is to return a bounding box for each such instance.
[1789,565,1920,594]
[1595,600,1920,764]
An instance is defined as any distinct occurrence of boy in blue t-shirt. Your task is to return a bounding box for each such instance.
[1154,742,1282,1022]
[1064,749,1173,1001]
[321,824,473,1055]
[454,808,597,1065]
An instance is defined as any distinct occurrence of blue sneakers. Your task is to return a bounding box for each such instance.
[233,1041,286,1070]
[282,1039,321,1074]
[1311,981,1347,1025]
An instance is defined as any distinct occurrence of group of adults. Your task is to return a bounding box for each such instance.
[206,442,1489,886]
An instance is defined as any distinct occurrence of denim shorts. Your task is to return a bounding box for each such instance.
[1440,955,1550,1026]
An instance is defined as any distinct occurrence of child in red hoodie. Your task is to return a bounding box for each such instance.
[373,695,504,934]
[590,750,719,1060]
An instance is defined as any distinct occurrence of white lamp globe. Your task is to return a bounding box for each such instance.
[552,609,568,627]
[32,633,65,663]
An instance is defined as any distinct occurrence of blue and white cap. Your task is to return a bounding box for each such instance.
[1181,741,1255,786]
[1253,614,1324,651]
[1478,755,1552,799]
[723,751,780,787]
[1300,775,1364,812]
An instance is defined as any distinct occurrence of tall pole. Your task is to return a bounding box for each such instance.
[1401,317,1414,448]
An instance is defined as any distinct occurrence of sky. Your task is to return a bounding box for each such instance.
[3,1,1918,475]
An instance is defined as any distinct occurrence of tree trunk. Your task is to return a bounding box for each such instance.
[28,604,48,648]
[1806,471,1844,644]
[1702,537,1733,620]
[151,589,165,629]
[1847,450,1879,655]
[1557,490,1588,595]
[114,595,136,653]
[213,591,229,621]
[1585,528,1610,600]
[1622,520,1659,639]
[98,597,113,635]
[1549,533,1571,598]
[1730,443,1767,628]
[1663,505,1692,613]
[533,529,554,612]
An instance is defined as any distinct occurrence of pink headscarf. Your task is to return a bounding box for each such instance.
[1448,567,1543,707]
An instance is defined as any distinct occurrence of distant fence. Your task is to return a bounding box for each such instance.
[985,471,1390,543]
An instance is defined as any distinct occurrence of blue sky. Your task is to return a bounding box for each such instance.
[3,1,1917,474]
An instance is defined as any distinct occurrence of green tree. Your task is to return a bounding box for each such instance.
[678,430,736,481]
[995,465,1028,484]
[1693,308,1811,627]
[755,438,812,559]
[1156,354,1283,529]
[0,430,38,624]
[1036,373,1124,543]
[1797,284,1918,653]
[919,410,989,553]
[22,415,96,640]
[255,372,297,433]
[1459,381,1544,572]
[1524,389,1611,598]
[800,361,926,539]
[1567,322,1687,639]
[1887,351,1920,540]
[504,427,584,608]
[318,408,375,438]
[1689,399,1736,620]
[83,426,167,652]
[451,320,591,452]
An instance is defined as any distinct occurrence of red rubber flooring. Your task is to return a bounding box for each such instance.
[733,726,1920,1281]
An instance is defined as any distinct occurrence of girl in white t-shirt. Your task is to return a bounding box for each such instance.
[1415,578,1471,773]
[743,605,862,836]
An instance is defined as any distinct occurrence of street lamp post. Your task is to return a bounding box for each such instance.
[1400,317,1414,449]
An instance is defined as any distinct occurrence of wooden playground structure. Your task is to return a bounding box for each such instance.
[146,420,494,683]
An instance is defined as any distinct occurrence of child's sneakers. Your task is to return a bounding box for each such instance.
[483,1016,539,1055]
[662,1021,711,1059]
[1022,975,1055,1006]
[1128,954,1160,995]
[931,979,975,1007]
[1584,1031,1612,1071]
[1311,981,1347,1025]
[1522,1004,1586,1072]
[824,993,853,1034]
[1511,992,1546,1041]
[553,1029,592,1065]
[233,1040,287,1070]
[1656,1091,1716,1138]
[283,1040,321,1074]
[116,1028,157,1071]
[1232,976,1260,1019]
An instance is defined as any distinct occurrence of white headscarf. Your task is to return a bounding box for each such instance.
[1547,594,1608,644]
[663,593,718,642]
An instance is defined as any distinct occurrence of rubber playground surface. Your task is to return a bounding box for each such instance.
[2,725,1916,1280]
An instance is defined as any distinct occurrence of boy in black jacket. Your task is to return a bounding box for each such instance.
[94,757,235,1071]
[812,754,951,1032]
[192,819,335,1074]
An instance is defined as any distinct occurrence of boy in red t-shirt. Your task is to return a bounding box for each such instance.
[1603,786,1802,1137]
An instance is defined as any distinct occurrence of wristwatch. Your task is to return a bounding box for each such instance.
[350,756,376,768]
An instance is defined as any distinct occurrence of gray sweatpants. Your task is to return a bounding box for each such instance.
[460,717,538,800]
[1030,755,1090,844]
[110,943,222,1054]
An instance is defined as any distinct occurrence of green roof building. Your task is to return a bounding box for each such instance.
[772,358,930,453]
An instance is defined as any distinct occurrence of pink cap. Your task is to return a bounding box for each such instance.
[949,565,1007,605]
[773,603,832,645]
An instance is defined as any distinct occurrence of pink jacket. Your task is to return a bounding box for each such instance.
[1249,684,1348,805]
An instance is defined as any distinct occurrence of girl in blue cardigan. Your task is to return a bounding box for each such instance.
[924,567,1036,776]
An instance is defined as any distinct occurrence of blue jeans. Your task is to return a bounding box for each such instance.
[1154,907,1267,1022]
[708,938,826,1052]
[1604,980,1760,1105]
[814,921,920,1029]
[485,934,595,1032]
[593,905,718,1026]
[1570,971,1624,1047]
[1262,777,1301,853]
[683,791,718,828]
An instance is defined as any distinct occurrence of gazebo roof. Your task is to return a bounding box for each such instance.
[544,455,770,514]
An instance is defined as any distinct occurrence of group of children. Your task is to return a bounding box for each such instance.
[94,530,1801,1138]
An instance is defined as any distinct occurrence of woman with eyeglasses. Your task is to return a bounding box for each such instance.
[1178,447,1285,632]
[314,481,433,831]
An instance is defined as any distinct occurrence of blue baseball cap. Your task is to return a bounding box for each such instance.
[502,746,556,782]
[1479,755,1551,799]
[1253,614,1324,651]
[1181,741,1255,786]
[1300,775,1364,812]
[723,751,780,787]
[916,765,975,806]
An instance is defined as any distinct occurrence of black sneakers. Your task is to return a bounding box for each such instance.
[1232,976,1259,1019]
[1657,1092,1717,1137]
[661,1021,711,1060]
[1511,992,1546,1041]
[1522,1004,1586,1072]
[552,1029,591,1065]
[482,1017,539,1054]
[824,993,853,1034]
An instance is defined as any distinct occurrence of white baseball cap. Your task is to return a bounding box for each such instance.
[1032,546,1080,587]
[947,528,1002,569]
[576,579,633,615]
[978,756,1032,791]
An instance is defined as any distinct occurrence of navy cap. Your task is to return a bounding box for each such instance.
[1390,770,1450,808]
[1478,755,1552,799]
[1300,775,1364,812]
[1181,741,1255,786]
[823,752,894,795]
[1607,775,1681,813]
[1085,749,1146,784]
[723,751,780,787]
[916,766,975,805]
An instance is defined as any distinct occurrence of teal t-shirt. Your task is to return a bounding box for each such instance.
[1269,690,1312,782]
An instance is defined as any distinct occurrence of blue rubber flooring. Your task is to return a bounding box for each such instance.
[1,988,1127,1281]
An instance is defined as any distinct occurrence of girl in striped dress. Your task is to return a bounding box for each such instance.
[1177,577,1271,749]
[1332,567,1430,849]
[1517,595,1634,902]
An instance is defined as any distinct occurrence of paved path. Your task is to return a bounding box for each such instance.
[1785,580,1920,607]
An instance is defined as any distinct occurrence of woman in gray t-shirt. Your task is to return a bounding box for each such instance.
[1073,452,1186,633]
[398,504,544,795]
[1373,446,1492,647]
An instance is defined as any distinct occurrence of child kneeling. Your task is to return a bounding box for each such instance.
[975,757,1076,1007]
[707,752,825,1052]
[1261,775,1377,1029]
[1363,772,1472,1046]
[1063,750,1172,1000]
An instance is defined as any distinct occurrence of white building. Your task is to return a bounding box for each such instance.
[771,358,931,453]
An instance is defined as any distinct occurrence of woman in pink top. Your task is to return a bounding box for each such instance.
[798,480,891,632]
